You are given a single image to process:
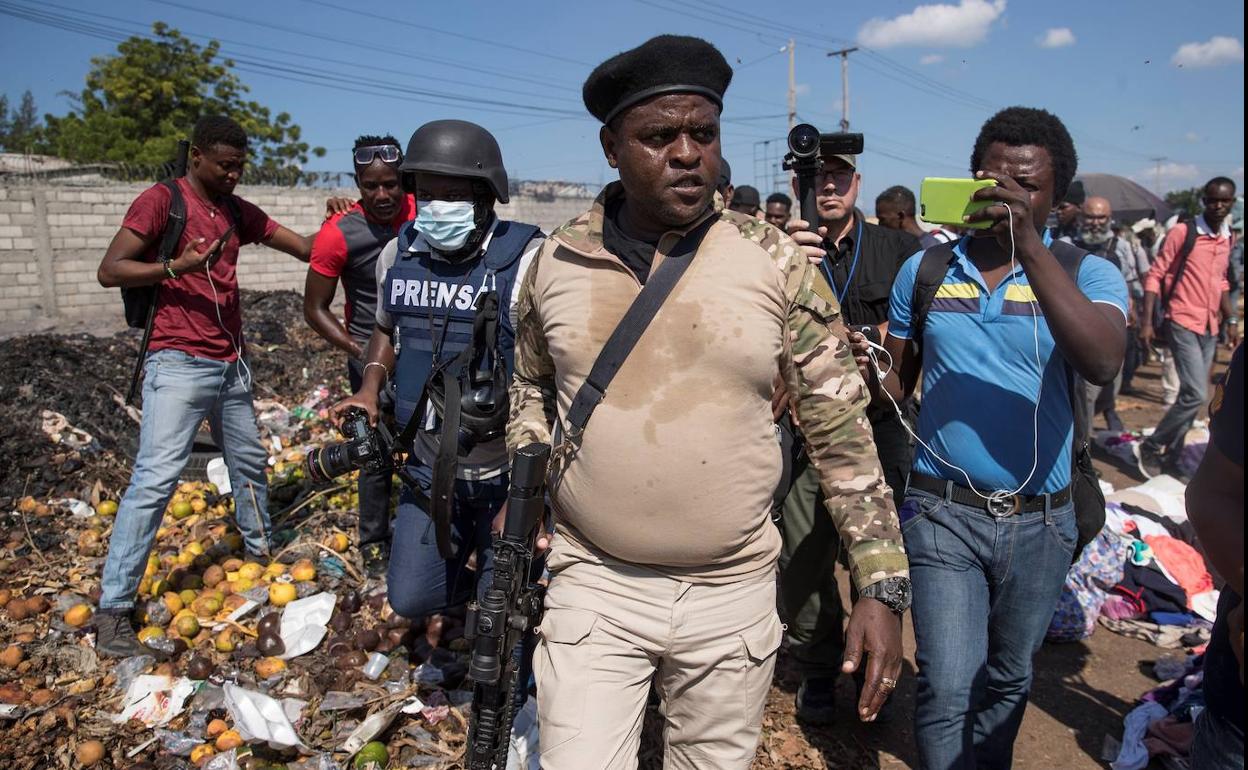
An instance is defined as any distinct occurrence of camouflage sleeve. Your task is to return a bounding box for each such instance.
[506,242,558,455]
[738,216,908,591]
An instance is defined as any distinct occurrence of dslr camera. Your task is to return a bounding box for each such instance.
[306,407,395,483]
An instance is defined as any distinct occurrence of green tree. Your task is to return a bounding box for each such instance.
[0,90,43,153]
[1165,187,1203,219]
[40,23,324,181]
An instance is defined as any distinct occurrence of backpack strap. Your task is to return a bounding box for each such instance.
[907,241,959,353]
[1048,240,1091,443]
[156,180,188,263]
[1160,219,1201,309]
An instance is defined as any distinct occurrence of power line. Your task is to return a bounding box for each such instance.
[298,0,595,68]
[139,0,581,92]
[0,3,596,122]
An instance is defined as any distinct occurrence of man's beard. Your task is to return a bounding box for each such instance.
[1080,225,1112,246]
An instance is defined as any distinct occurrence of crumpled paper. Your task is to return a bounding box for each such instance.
[223,683,306,749]
[279,592,336,659]
[112,675,196,727]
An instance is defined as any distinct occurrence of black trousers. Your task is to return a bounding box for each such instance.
[347,357,394,548]
[866,400,914,501]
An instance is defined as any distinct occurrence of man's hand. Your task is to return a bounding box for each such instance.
[784,219,828,265]
[324,197,355,220]
[967,171,1043,253]
[330,392,380,427]
[168,236,220,275]
[843,597,903,722]
[1138,322,1156,350]
[489,501,551,553]
[770,373,799,423]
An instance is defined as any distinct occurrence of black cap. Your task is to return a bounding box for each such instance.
[731,185,760,209]
[583,35,733,125]
[718,158,732,189]
[1063,179,1085,206]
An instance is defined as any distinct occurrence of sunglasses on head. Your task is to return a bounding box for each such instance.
[353,145,402,166]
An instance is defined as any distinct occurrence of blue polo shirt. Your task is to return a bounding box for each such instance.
[888,233,1128,494]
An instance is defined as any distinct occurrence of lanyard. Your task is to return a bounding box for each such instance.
[820,218,864,306]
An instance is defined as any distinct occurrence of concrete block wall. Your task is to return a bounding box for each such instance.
[0,182,596,328]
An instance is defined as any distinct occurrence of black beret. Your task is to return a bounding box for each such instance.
[583,35,733,125]
[1063,179,1086,206]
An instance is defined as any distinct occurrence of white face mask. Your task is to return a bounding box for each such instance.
[415,199,476,251]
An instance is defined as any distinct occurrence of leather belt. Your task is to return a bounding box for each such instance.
[907,472,1071,518]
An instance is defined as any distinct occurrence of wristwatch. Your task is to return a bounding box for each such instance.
[859,576,912,614]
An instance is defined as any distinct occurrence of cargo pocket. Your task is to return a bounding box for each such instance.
[739,613,784,730]
[534,608,597,755]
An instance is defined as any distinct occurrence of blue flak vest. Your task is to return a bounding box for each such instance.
[383,219,540,429]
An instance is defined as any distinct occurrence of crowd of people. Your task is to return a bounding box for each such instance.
[89,32,1242,770]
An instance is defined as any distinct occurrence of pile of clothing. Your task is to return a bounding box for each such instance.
[1046,476,1218,646]
[1110,654,1207,770]
[1095,424,1208,482]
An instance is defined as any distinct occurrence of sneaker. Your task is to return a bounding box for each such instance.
[796,676,838,725]
[95,610,153,659]
[1134,442,1163,479]
[361,542,389,579]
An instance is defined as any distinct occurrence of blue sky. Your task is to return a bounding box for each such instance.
[1,0,1243,205]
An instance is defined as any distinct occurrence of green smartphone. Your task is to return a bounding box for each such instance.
[920,178,998,230]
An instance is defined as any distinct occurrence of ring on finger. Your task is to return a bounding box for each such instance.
[879,677,897,690]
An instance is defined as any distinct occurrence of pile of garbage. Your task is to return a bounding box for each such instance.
[0,292,480,769]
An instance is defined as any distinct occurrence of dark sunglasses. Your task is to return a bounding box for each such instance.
[353,145,403,166]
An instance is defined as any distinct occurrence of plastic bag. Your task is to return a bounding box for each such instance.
[279,592,336,659]
[320,692,367,712]
[112,655,155,693]
[223,683,306,750]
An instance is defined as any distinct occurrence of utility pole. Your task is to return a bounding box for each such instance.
[1150,156,1167,196]
[786,39,796,132]
[827,47,858,132]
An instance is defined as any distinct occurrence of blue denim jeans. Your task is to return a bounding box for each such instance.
[100,349,270,610]
[1191,709,1245,770]
[902,487,1077,770]
[386,460,509,619]
[1147,324,1217,456]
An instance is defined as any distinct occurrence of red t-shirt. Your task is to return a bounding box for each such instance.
[123,178,280,361]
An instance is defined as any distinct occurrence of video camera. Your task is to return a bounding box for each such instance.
[305,408,395,483]
[782,123,864,233]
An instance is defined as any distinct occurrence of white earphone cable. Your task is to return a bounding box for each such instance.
[863,203,1043,504]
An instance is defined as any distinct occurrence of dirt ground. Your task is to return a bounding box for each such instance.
[749,345,1236,769]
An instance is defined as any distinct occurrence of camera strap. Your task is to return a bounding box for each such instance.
[559,211,718,447]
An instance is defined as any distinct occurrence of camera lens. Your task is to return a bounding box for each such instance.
[305,443,354,483]
[788,123,821,158]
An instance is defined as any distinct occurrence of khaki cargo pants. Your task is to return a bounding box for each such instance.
[534,558,782,769]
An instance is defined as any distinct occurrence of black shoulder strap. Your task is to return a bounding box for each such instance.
[908,241,958,349]
[1161,220,1200,307]
[1049,240,1091,444]
[562,213,719,437]
[156,180,187,262]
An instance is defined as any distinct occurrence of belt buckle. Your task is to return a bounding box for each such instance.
[986,493,1020,518]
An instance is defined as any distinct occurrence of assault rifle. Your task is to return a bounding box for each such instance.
[464,442,550,770]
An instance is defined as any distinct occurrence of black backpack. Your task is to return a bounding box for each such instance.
[907,239,1105,561]
[121,178,188,328]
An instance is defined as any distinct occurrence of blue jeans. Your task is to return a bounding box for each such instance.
[902,487,1077,770]
[1146,324,1217,456]
[100,349,270,610]
[386,460,509,619]
[1191,709,1245,770]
